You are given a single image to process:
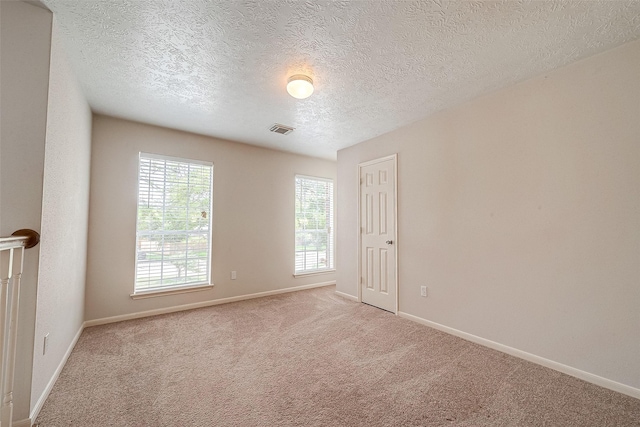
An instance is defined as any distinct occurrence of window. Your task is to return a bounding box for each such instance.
[295,175,334,274]
[135,153,213,293]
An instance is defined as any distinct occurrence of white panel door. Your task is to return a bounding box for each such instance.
[360,156,397,313]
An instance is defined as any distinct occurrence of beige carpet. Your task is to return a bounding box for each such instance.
[35,286,639,426]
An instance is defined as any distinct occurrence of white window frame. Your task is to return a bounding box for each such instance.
[294,174,335,277]
[133,152,213,298]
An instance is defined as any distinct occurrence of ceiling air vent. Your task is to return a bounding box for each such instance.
[270,123,294,135]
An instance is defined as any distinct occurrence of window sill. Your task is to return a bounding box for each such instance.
[293,269,336,278]
[130,283,214,300]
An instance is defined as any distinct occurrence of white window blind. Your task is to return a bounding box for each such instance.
[135,153,213,292]
[295,175,334,274]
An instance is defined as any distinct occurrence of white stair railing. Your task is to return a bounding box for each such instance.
[0,230,39,427]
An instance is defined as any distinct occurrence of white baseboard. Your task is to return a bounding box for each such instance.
[334,290,358,302]
[85,281,336,327]
[29,323,84,425]
[397,311,640,400]
[14,418,31,427]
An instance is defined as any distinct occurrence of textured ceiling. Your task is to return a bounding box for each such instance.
[43,0,640,159]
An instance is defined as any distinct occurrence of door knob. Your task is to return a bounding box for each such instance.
[386,240,393,245]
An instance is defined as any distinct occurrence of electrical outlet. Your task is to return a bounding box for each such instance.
[420,286,427,297]
[43,333,49,355]
[231,271,237,280]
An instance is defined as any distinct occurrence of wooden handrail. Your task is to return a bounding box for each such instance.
[0,229,40,249]
[0,238,27,252]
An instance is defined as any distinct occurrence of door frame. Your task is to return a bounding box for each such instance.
[357,154,398,314]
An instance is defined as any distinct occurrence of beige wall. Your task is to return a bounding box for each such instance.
[31,17,92,414]
[337,39,640,390]
[0,1,52,421]
[86,116,336,321]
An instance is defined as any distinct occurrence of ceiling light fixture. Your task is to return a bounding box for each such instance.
[286,74,314,99]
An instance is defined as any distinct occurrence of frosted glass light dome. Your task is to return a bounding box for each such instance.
[286,75,314,99]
